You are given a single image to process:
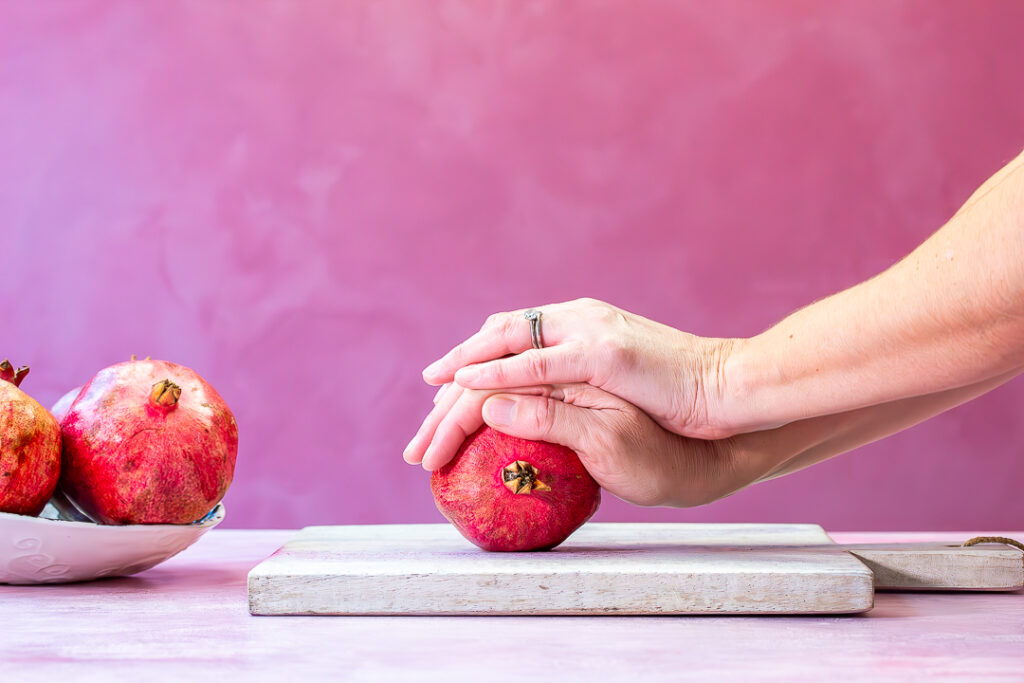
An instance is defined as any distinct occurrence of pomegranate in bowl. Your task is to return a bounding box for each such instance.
[59,358,238,525]
[0,361,61,517]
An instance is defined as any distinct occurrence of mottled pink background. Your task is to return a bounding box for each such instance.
[2,2,1022,530]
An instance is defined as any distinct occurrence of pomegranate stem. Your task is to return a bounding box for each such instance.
[150,379,182,409]
[502,460,552,494]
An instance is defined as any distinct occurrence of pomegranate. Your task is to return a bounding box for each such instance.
[0,360,61,516]
[50,385,82,423]
[431,426,600,551]
[59,359,238,524]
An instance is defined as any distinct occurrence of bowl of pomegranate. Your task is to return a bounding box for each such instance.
[0,502,226,585]
[0,358,238,585]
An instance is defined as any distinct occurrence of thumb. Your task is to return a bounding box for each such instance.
[481,393,591,451]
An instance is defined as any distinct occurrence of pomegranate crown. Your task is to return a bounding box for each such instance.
[150,379,182,409]
[0,359,29,388]
[502,460,551,494]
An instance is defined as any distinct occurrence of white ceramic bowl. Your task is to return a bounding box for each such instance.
[0,503,225,584]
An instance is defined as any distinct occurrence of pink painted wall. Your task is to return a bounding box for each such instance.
[2,2,1022,531]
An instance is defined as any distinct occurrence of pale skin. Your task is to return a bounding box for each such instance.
[404,149,1024,507]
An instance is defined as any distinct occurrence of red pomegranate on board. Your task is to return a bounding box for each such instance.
[0,360,61,516]
[59,358,238,524]
[431,426,601,551]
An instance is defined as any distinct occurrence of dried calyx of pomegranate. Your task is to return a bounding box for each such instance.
[501,460,552,494]
[0,359,30,388]
[149,378,182,409]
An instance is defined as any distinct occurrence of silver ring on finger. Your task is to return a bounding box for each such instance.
[524,309,544,349]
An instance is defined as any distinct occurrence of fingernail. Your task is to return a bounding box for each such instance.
[483,397,517,426]
[421,446,438,471]
[456,366,479,383]
[423,361,441,378]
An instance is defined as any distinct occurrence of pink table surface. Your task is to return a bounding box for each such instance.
[2,530,1023,682]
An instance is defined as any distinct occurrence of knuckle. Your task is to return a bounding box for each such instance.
[490,360,511,385]
[595,335,633,370]
[579,299,624,328]
[598,304,625,326]
[499,313,519,339]
[530,397,557,435]
[449,342,467,362]
[565,342,588,371]
[483,311,509,330]
[557,382,584,406]
[522,349,548,380]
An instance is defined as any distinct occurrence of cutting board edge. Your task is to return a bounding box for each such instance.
[246,567,875,616]
[848,545,1024,591]
[246,522,876,616]
[294,521,834,536]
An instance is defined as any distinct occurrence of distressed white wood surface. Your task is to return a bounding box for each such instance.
[848,542,1023,591]
[247,523,875,615]
[6,531,1024,682]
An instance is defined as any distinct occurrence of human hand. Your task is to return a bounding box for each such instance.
[420,298,741,441]
[404,381,764,508]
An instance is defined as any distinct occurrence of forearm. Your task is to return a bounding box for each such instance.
[721,149,1024,432]
[737,368,1021,484]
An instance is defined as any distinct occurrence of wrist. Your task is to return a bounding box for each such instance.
[717,335,788,435]
[679,335,755,439]
[706,336,760,436]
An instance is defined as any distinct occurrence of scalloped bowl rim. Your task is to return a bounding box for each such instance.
[0,503,225,585]
[0,502,225,530]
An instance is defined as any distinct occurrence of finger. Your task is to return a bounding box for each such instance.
[420,389,491,471]
[422,316,531,385]
[432,382,452,405]
[453,343,590,389]
[481,391,597,453]
[552,381,632,411]
[403,383,465,464]
[422,307,569,385]
[420,385,560,471]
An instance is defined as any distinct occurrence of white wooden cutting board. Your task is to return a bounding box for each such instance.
[845,541,1023,591]
[249,523,878,615]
